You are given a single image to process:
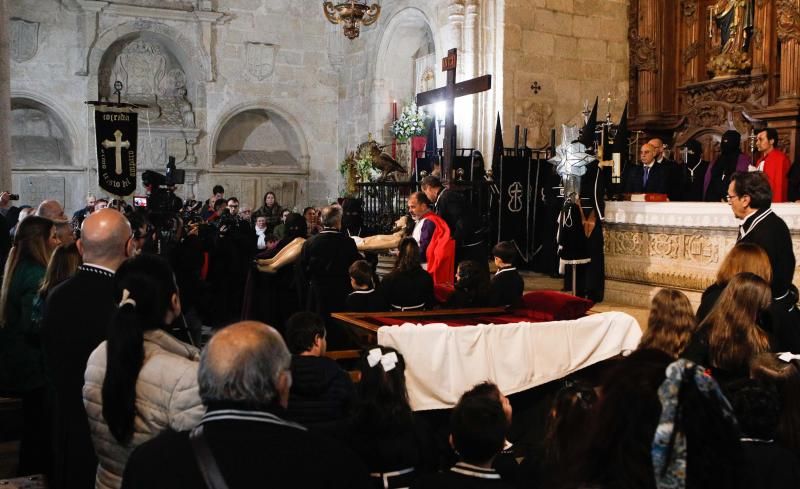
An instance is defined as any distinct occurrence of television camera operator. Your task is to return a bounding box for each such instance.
[205,196,255,327]
[138,158,208,345]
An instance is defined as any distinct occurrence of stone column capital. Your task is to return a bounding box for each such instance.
[448,2,466,21]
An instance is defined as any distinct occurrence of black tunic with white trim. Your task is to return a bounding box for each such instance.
[412,462,515,489]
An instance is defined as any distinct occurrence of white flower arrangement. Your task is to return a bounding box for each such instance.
[391,103,429,142]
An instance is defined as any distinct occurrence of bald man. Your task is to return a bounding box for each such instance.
[122,321,370,489]
[621,143,672,195]
[648,137,682,199]
[41,209,133,489]
[36,199,75,245]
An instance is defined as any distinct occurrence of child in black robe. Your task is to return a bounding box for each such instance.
[488,241,524,307]
[345,260,388,312]
[413,385,514,488]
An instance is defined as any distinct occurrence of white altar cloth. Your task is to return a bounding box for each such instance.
[377,311,642,411]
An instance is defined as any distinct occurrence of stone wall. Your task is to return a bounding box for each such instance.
[7,0,632,213]
[8,0,338,212]
[504,0,630,148]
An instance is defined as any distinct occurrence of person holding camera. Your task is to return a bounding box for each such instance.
[0,192,14,274]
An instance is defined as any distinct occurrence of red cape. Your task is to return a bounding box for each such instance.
[423,212,455,286]
[760,149,790,202]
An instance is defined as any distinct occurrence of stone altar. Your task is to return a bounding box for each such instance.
[603,201,800,309]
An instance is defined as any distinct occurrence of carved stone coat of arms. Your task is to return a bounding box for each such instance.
[245,42,278,81]
[10,18,39,63]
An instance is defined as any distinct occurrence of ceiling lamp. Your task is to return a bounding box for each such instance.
[323,1,381,40]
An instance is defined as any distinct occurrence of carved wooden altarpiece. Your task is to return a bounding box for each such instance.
[628,0,800,163]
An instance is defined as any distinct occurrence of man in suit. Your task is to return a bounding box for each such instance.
[728,171,795,300]
[420,176,486,268]
[622,143,671,195]
[297,205,361,348]
[121,321,370,489]
[41,209,133,489]
[728,171,799,352]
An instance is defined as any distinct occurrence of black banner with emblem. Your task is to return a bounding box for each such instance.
[95,110,138,196]
[498,149,533,257]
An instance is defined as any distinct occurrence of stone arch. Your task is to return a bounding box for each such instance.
[375,8,437,102]
[370,7,438,137]
[10,91,79,168]
[86,20,210,102]
[210,102,310,173]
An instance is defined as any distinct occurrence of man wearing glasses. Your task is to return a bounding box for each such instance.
[727,171,795,304]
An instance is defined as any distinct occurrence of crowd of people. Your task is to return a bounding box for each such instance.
[621,129,799,202]
[0,165,797,488]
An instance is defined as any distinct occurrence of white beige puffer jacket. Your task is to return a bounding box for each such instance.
[83,329,204,489]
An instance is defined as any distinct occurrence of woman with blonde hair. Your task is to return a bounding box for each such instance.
[0,215,60,475]
[683,272,773,384]
[697,242,772,321]
[639,288,698,358]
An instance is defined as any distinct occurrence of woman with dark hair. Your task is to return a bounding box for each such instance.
[750,353,800,460]
[83,254,203,489]
[521,379,598,489]
[639,288,698,358]
[697,242,772,322]
[346,346,435,489]
[253,191,283,233]
[564,350,745,489]
[31,242,82,327]
[683,272,773,385]
[445,260,491,308]
[0,215,59,475]
[381,237,434,311]
[304,206,322,236]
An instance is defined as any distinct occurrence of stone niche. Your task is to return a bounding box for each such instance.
[215,109,303,170]
[97,31,200,172]
[11,98,73,168]
[104,0,198,10]
[210,107,309,210]
[10,97,81,209]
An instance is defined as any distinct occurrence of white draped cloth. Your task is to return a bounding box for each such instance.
[377,311,642,411]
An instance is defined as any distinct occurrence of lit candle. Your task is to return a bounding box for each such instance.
[392,100,397,121]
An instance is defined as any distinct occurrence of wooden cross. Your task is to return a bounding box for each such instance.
[101,129,130,175]
[416,48,492,183]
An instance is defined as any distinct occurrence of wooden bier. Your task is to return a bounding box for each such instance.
[331,307,508,346]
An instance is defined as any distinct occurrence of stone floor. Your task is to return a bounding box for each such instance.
[520,271,650,331]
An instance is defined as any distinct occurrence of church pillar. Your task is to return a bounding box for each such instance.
[446,1,466,150]
[0,0,12,191]
[776,0,800,103]
[445,1,465,54]
[461,0,478,148]
[751,0,774,75]
[632,0,661,120]
[677,0,701,85]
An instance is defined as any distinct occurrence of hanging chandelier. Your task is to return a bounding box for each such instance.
[323,1,381,40]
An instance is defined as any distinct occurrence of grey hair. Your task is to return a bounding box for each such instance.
[320,205,342,228]
[198,325,291,406]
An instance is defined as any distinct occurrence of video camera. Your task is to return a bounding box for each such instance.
[142,156,185,214]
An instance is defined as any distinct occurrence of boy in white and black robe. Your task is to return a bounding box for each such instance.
[413,390,514,488]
